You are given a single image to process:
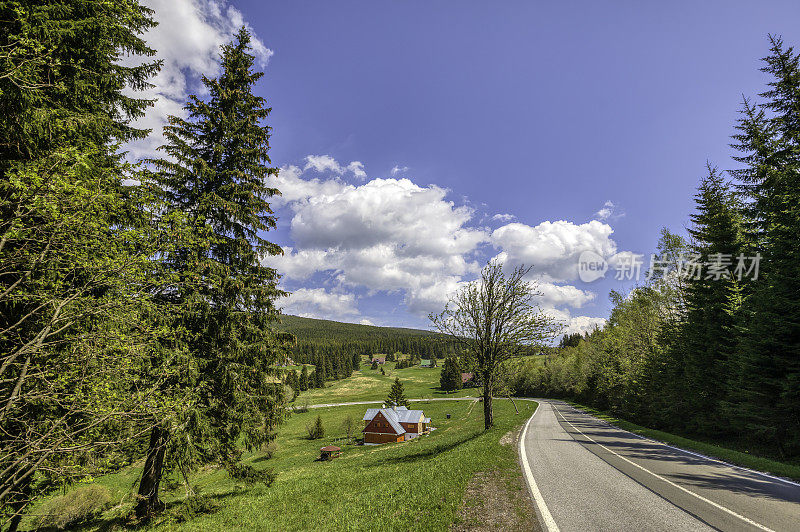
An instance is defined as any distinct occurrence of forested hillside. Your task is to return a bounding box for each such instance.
[276,315,461,373]
[276,315,441,342]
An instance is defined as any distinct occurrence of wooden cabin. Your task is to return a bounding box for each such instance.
[362,405,431,444]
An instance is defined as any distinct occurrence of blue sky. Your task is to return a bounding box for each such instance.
[131,1,800,331]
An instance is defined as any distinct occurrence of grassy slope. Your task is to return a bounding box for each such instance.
[24,367,534,531]
[296,361,478,405]
[570,402,800,482]
[155,400,535,531]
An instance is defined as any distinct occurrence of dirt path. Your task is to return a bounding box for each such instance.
[451,425,542,532]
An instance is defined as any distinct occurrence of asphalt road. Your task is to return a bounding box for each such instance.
[520,400,800,531]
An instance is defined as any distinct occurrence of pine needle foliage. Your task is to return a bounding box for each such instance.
[135,27,289,517]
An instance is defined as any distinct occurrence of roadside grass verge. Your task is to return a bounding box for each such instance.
[568,402,800,482]
[24,400,536,531]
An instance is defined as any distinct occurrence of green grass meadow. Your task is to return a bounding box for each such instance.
[22,364,534,531]
[295,360,479,405]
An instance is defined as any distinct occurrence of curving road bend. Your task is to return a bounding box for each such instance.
[521,400,800,532]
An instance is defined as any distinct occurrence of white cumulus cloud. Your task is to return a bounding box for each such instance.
[304,155,367,180]
[595,200,624,221]
[390,165,409,176]
[265,247,334,280]
[264,158,488,316]
[280,288,359,319]
[491,220,619,282]
[266,157,633,323]
[124,0,272,160]
[564,315,606,336]
[347,161,367,180]
[537,282,595,309]
[542,307,606,337]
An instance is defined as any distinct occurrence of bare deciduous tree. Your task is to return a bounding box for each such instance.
[342,415,356,443]
[429,260,561,429]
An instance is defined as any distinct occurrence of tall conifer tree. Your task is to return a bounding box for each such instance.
[678,167,744,435]
[135,28,287,516]
[0,1,162,526]
[386,378,410,408]
[299,365,310,391]
[440,356,463,392]
[731,36,800,456]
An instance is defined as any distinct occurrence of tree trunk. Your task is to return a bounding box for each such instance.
[507,393,519,414]
[135,426,168,519]
[483,371,494,429]
[7,476,30,532]
[8,513,22,532]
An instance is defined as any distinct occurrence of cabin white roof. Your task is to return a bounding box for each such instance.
[363,406,426,433]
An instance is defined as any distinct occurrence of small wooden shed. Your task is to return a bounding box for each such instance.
[319,445,342,460]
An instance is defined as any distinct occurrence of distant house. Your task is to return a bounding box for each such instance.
[461,372,474,386]
[420,359,431,367]
[372,356,386,365]
[362,405,431,444]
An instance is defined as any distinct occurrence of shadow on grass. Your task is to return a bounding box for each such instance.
[50,488,254,532]
[251,453,274,464]
[383,430,484,464]
[430,386,480,396]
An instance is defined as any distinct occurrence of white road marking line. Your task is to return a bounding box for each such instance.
[565,403,800,489]
[554,406,774,532]
[519,402,560,532]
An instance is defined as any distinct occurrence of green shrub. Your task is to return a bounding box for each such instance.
[170,494,220,523]
[306,415,325,439]
[36,484,112,530]
[228,464,277,486]
[262,440,279,459]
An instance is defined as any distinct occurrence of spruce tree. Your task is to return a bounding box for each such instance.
[0,1,163,524]
[440,356,463,392]
[299,365,310,391]
[678,167,744,436]
[387,378,410,408]
[730,36,800,456]
[135,28,287,516]
[308,415,324,440]
[287,370,299,400]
